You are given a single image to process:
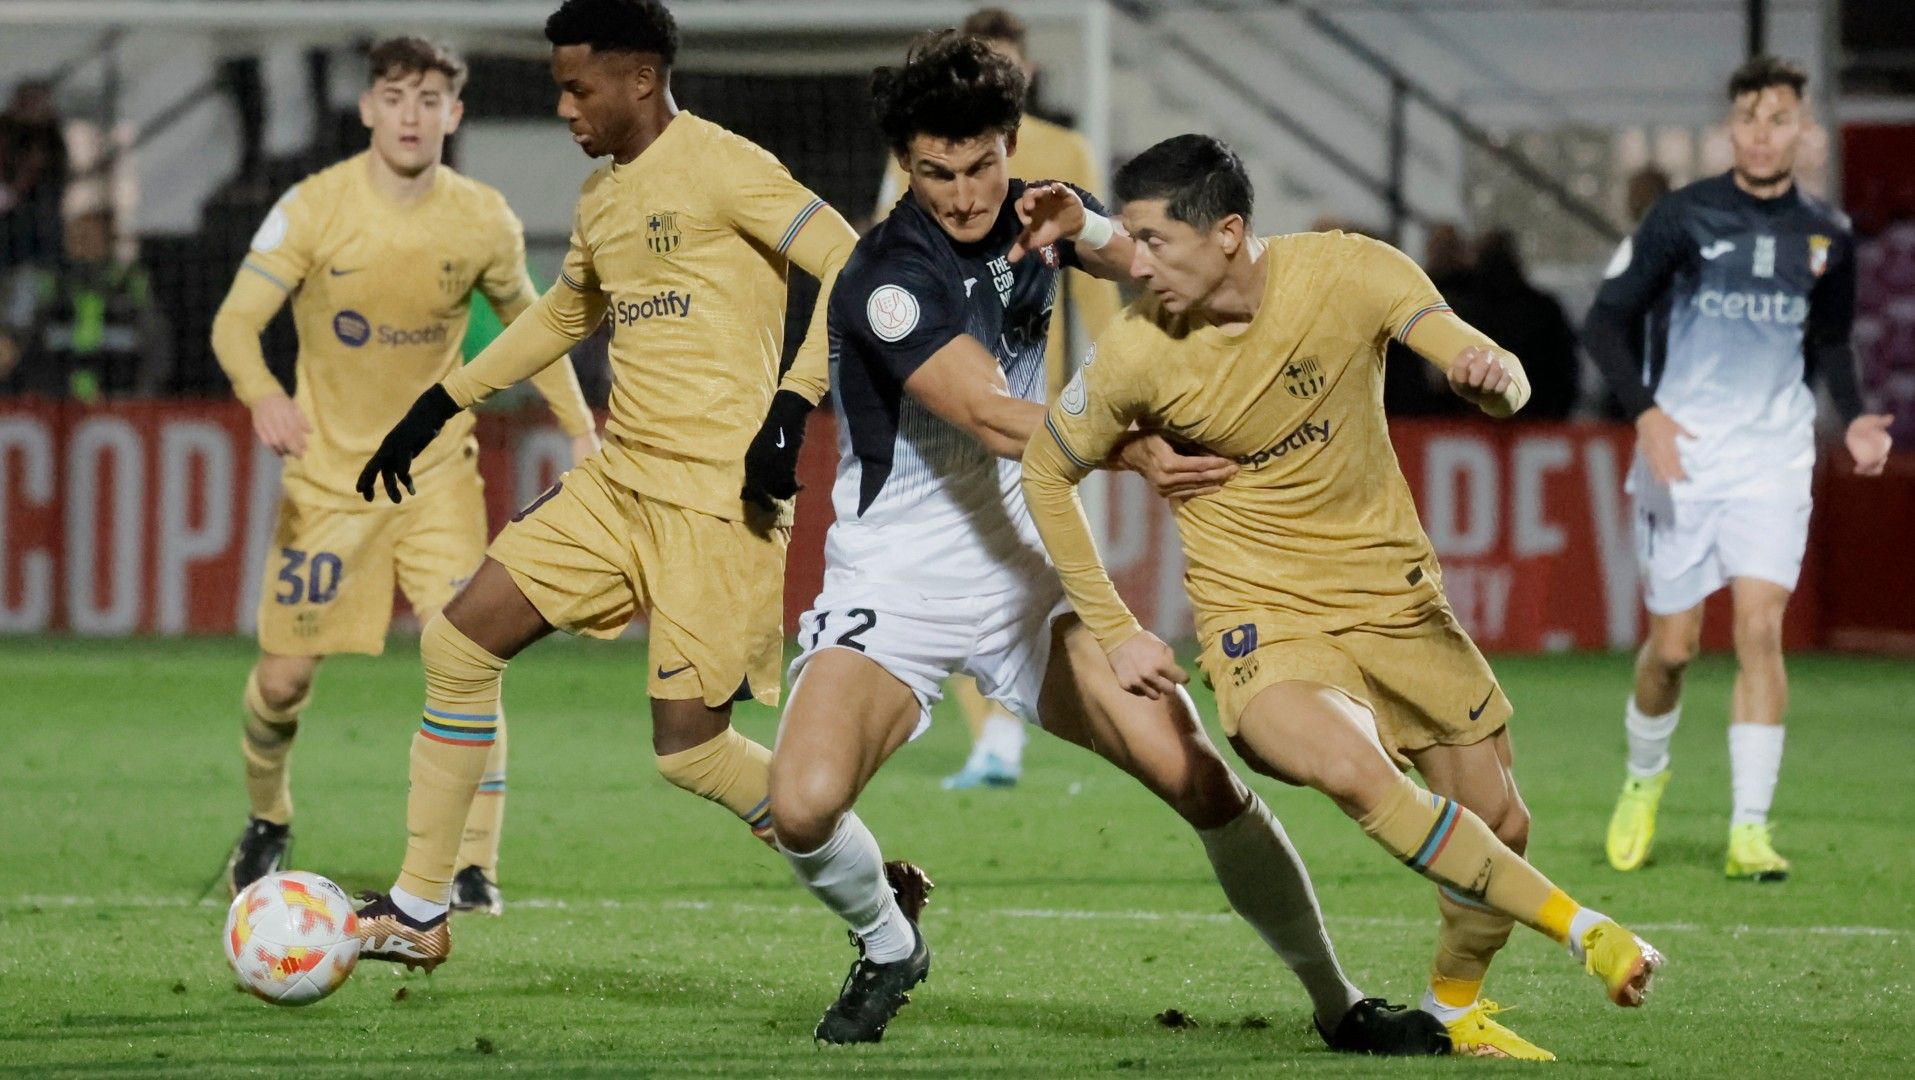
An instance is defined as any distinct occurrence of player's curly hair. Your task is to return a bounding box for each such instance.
[872,31,1025,157]
[1114,134,1254,231]
[1728,54,1807,101]
[545,0,679,65]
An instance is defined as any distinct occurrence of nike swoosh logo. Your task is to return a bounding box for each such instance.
[656,664,693,679]
[774,429,786,449]
[328,267,362,277]
[1468,689,1496,722]
[1699,241,1734,260]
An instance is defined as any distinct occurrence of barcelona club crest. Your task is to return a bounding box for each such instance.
[1809,234,1831,278]
[439,259,465,298]
[647,211,681,256]
[1282,356,1325,399]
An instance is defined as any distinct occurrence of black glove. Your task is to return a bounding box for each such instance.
[741,389,814,512]
[356,385,461,504]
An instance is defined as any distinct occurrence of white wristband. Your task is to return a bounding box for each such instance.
[1074,211,1115,251]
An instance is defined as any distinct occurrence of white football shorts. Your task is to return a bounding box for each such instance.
[788,570,1072,739]
[1632,489,1813,614]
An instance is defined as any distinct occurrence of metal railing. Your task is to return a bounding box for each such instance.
[1117,0,1622,245]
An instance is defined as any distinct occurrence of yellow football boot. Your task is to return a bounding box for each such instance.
[1581,920,1664,1007]
[1444,1000,1556,1060]
[1605,770,1669,871]
[1725,821,1790,882]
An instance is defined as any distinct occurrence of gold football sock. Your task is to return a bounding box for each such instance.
[1358,775,1580,945]
[656,727,774,843]
[396,617,505,904]
[1430,886,1516,1007]
[454,719,508,880]
[240,668,309,825]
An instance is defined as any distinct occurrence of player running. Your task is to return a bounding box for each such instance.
[345,0,858,969]
[873,7,1124,791]
[1021,134,1666,1061]
[1585,56,1892,882]
[209,37,597,912]
[769,35,1448,1056]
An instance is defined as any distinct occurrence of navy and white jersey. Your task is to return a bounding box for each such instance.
[822,180,1099,590]
[1586,172,1859,501]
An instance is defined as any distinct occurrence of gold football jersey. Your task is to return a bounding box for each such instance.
[215,152,592,507]
[1029,232,1479,647]
[444,112,854,523]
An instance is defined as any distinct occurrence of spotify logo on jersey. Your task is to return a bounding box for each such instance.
[333,310,371,347]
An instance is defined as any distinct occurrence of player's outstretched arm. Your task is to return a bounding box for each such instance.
[1007,182,1134,282]
[485,268,599,464]
[1362,235,1529,418]
[441,280,606,414]
[357,385,461,504]
[1400,309,1533,419]
[481,202,598,458]
[903,335,1047,458]
[1022,422,1185,698]
[360,284,605,504]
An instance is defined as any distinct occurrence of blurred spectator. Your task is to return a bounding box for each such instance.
[1625,166,1673,225]
[0,79,67,269]
[1,205,170,400]
[1385,221,1473,417]
[1456,230,1579,420]
[1423,221,1473,292]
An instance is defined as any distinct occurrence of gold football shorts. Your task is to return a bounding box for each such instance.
[487,454,787,709]
[1199,596,1511,768]
[256,467,486,657]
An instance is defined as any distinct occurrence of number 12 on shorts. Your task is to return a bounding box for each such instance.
[808,608,877,652]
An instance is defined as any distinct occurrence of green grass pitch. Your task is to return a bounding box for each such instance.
[2,637,1911,1076]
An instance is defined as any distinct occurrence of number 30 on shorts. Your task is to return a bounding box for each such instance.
[807,608,878,652]
[275,547,342,605]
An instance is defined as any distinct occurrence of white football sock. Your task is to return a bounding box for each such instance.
[1729,723,1786,827]
[1419,986,1473,1024]
[1624,697,1680,779]
[1197,795,1362,1025]
[781,812,915,963]
[389,884,449,923]
[976,711,1026,764]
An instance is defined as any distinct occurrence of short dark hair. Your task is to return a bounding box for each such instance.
[1114,134,1254,230]
[366,37,468,96]
[545,0,680,65]
[872,31,1025,157]
[1728,54,1807,101]
[961,7,1028,51]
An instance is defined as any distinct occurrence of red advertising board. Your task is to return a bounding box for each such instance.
[2,398,1904,652]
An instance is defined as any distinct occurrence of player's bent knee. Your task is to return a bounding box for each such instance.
[1732,608,1786,655]
[767,775,850,853]
[1647,635,1698,675]
[1494,800,1532,854]
[252,665,314,715]
[420,614,507,697]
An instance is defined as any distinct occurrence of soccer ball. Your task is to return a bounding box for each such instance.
[224,871,361,1006]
